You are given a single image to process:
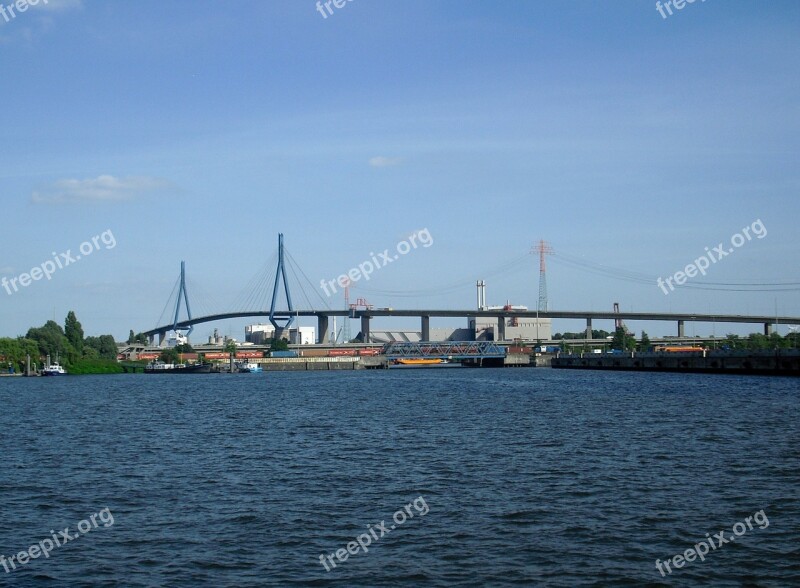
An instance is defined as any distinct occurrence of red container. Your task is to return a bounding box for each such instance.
[358,348,382,356]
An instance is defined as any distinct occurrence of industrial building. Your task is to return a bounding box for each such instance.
[366,280,550,343]
[245,323,315,345]
[470,280,551,341]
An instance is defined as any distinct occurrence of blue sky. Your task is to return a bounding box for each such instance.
[1,0,798,340]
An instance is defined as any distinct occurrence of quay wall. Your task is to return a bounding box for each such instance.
[552,350,800,376]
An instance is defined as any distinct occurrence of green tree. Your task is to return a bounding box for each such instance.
[98,335,118,359]
[745,333,764,350]
[65,311,84,354]
[174,343,195,354]
[785,330,800,349]
[722,334,745,350]
[82,346,100,359]
[638,331,652,352]
[268,337,289,352]
[26,321,75,363]
[83,335,117,360]
[224,339,237,354]
[0,337,40,372]
[127,330,148,345]
[159,348,180,364]
[769,332,788,349]
[611,327,636,351]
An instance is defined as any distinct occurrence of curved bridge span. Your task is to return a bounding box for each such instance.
[142,309,800,345]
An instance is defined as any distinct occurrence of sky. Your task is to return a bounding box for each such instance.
[1,0,798,341]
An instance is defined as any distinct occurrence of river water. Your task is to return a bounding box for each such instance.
[0,369,797,586]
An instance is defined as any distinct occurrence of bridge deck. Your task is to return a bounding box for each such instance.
[142,309,800,338]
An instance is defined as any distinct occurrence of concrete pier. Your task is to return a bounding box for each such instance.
[421,316,430,341]
[360,316,371,343]
[497,317,506,341]
[317,315,329,344]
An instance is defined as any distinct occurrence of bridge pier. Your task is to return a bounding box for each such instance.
[497,316,506,341]
[318,315,329,344]
[586,318,592,340]
[158,332,166,346]
[421,316,430,341]
[148,334,155,346]
[361,316,371,343]
[678,320,685,338]
[764,323,773,336]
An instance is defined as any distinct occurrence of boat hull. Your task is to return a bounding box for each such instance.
[395,359,444,365]
[145,363,212,374]
[237,362,263,373]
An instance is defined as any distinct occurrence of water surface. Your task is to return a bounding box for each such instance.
[0,370,797,586]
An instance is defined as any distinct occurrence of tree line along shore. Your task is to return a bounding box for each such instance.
[2,312,798,375]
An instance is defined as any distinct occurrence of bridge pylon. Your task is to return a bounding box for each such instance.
[172,261,193,337]
[269,233,295,338]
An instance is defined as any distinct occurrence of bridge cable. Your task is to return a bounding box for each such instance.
[356,253,530,297]
[230,252,278,313]
[154,275,181,330]
[184,276,226,319]
[284,248,332,311]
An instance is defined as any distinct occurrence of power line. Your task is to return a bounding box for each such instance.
[551,250,800,292]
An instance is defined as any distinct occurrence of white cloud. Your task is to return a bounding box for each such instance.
[32,175,170,204]
[369,156,403,168]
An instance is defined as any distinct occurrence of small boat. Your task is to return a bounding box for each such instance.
[42,354,67,376]
[236,362,263,373]
[42,362,67,376]
[145,360,212,374]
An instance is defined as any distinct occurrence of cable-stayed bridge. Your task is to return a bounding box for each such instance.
[142,235,800,345]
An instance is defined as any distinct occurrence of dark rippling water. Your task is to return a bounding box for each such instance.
[0,369,798,587]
